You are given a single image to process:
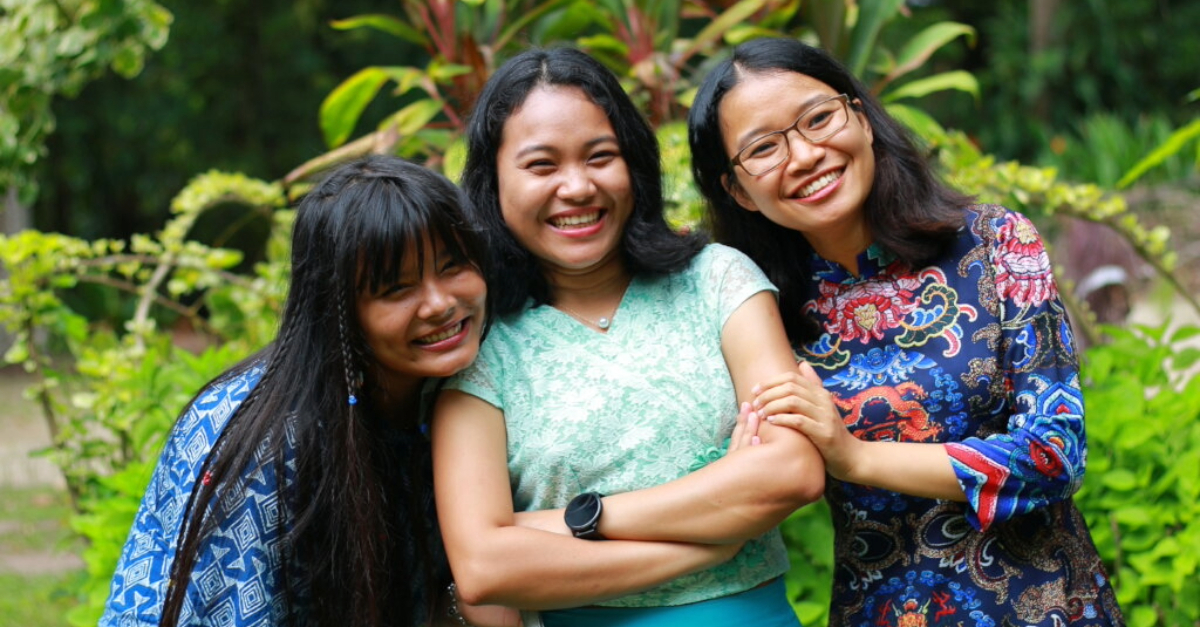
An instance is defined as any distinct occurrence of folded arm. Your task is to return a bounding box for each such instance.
[432,390,740,609]
[517,292,826,545]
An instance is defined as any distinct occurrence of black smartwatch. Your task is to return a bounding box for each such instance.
[564,492,605,540]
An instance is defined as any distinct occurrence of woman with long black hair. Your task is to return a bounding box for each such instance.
[101,156,510,627]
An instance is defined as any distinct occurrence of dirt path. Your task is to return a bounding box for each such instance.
[0,367,64,489]
[0,366,82,574]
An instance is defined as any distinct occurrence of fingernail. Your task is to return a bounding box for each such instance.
[751,436,761,446]
[751,384,761,394]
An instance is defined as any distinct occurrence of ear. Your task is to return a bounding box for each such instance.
[721,172,760,213]
[852,98,874,146]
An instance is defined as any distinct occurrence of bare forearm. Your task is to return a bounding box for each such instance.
[845,441,965,501]
[594,422,823,544]
[450,527,731,608]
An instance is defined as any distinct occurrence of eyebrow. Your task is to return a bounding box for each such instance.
[513,135,619,160]
[734,94,835,148]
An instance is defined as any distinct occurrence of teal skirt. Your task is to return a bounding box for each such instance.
[538,578,801,627]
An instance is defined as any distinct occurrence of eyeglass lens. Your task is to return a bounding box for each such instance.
[736,96,849,176]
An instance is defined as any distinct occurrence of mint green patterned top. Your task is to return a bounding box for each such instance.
[446,243,790,607]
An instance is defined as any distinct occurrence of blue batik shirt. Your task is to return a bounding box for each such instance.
[99,364,302,627]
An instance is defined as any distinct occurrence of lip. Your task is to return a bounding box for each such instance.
[413,317,472,350]
[787,167,844,203]
[547,207,607,238]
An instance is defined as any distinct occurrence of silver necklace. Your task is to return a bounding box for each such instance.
[557,304,614,330]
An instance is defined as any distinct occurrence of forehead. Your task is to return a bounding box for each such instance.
[500,86,615,151]
[719,71,840,146]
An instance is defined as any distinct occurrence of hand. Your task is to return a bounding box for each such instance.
[725,401,761,454]
[513,508,570,536]
[752,361,862,482]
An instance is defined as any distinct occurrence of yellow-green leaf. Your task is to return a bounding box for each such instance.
[319,67,393,148]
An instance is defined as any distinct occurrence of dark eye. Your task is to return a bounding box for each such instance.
[745,137,782,159]
[439,257,464,275]
[524,158,556,173]
[588,150,619,165]
[380,282,415,297]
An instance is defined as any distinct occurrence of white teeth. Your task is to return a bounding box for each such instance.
[799,171,841,198]
[551,212,601,228]
[417,321,463,345]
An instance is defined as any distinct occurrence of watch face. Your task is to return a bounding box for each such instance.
[565,492,602,530]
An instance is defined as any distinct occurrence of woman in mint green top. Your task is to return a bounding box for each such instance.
[431,48,824,626]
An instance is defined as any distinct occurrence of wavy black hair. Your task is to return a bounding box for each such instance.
[160,155,487,627]
[461,46,705,315]
[688,38,973,343]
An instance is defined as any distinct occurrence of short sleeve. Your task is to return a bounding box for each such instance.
[945,208,1087,532]
[443,333,506,410]
[700,244,778,331]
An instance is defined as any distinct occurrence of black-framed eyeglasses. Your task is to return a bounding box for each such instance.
[730,94,852,176]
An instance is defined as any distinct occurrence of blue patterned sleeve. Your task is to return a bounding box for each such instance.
[946,208,1087,532]
[100,367,287,627]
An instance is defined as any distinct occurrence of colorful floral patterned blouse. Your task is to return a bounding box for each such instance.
[796,205,1124,626]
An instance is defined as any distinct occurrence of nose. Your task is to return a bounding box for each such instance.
[556,165,596,202]
[417,276,456,320]
[783,129,824,173]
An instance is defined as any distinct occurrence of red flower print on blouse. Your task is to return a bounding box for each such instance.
[813,276,921,343]
[993,215,1058,308]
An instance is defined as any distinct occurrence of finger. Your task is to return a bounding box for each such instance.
[798,360,825,384]
[745,405,762,443]
[752,370,806,395]
[761,412,808,432]
[756,394,820,420]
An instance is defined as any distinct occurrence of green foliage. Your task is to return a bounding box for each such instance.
[1076,322,1200,627]
[0,0,171,203]
[1035,112,1196,190]
[780,500,834,627]
[0,172,291,623]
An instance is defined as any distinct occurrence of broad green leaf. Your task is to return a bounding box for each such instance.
[845,0,905,78]
[885,103,946,141]
[330,14,428,46]
[319,67,394,148]
[679,0,766,62]
[1112,505,1154,527]
[578,34,630,57]
[803,0,847,57]
[427,62,473,82]
[883,71,979,103]
[1101,469,1138,491]
[1117,118,1200,189]
[891,22,976,81]
[379,99,444,137]
[442,137,467,183]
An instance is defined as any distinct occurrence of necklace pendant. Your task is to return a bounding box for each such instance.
[597,317,611,330]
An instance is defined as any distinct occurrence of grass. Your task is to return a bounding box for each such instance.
[0,486,85,627]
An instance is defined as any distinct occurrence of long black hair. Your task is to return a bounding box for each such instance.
[461,46,705,315]
[688,38,973,343]
[161,155,488,627]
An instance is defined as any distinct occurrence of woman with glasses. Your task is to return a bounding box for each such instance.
[688,38,1123,627]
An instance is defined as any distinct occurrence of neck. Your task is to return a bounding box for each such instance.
[369,378,423,427]
[806,221,871,277]
[546,255,631,306]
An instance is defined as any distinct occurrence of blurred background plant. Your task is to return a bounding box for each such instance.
[1,1,1197,626]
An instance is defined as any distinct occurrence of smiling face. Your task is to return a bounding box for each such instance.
[356,237,486,398]
[720,70,875,261]
[495,85,633,282]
